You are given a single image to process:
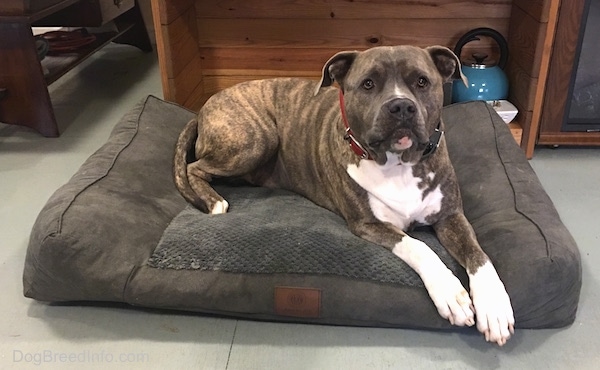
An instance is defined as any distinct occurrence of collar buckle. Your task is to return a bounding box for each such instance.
[420,125,443,162]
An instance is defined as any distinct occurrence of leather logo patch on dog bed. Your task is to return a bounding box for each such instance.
[275,286,321,318]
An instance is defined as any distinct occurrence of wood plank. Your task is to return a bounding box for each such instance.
[509,122,523,145]
[521,0,560,157]
[170,53,204,104]
[195,18,509,49]
[158,6,199,79]
[540,0,585,134]
[198,45,501,74]
[203,69,320,78]
[199,47,341,72]
[512,0,551,22]
[151,0,172,100]
[154,0,194,25]
[41,27,136,85]
[195,0,512,20]
[183,81,208,111]
[538,132,600,145]
[512,109,534,157]
[507,58,537,113]
[507,5,546,79]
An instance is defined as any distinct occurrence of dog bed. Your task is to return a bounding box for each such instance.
[24,95,581,330]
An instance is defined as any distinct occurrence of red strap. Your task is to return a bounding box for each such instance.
[339,90,373,160]
[338,89,349,129]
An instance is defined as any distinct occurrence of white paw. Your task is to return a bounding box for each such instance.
[425,271,475,327]
[469,261,515,346]
[391,237,474,327]
[209,199,229,214]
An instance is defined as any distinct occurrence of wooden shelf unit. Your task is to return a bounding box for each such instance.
[0,0,151,137]
[42,25,136,85]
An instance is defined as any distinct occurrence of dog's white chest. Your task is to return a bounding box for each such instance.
[346,155,443,230]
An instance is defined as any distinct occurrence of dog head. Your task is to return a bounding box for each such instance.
[317,45,466,165]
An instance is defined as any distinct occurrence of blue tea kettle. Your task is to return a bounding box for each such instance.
[452,28,509,102]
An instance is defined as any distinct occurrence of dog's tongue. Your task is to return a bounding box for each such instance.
[393,128,413,150]
[395,136,413,150]
[394,132,412,150]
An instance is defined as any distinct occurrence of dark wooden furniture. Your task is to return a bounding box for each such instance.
[538,0,600,146]
[0,0,151,137]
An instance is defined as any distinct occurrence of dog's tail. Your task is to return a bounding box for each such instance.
[173,118,210,213]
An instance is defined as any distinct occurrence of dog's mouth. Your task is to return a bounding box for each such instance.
[368,128,427,154]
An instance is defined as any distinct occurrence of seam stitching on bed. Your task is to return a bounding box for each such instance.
[487,103,553,260]
[52,96,147,237]
[122,265,141,302]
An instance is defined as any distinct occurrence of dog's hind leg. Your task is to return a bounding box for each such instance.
[183,163,229,214]
[186,115,280,214]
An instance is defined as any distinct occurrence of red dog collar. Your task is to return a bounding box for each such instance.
[339,90,373,160]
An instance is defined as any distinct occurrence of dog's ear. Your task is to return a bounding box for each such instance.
[427,46,468,87]
[315,51,359,95]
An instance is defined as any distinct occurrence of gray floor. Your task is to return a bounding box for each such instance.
[1,44,599,369]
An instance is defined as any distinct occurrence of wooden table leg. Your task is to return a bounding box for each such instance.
[0,21,59,137]
[114,0,153,53]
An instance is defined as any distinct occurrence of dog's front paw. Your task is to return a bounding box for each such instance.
[425,271,475,327]
[469,262,515,346]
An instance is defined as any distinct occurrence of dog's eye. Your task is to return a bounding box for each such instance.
[417,76,429,88]
[362,79,375,90]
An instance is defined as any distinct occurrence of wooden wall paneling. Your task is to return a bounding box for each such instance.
[198,45,503,73]
[512,0,552,22]
[194,18,509,49]
[155,0,193,24]
[195,0,512,20]
[522,0,560,156]
[159,7,199,78]
[169,54,204,106]
[539,0,586,136]
[507,60,538,112]
[152,0,171,101]
[182,82,209,112]
[199,47,349,72]
[151,0,202,105]
[507,5,546,80]
[507,0,559,157]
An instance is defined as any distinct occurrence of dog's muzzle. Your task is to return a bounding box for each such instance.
[339,90,443,162]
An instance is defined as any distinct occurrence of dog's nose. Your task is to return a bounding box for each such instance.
[386,98,416,119]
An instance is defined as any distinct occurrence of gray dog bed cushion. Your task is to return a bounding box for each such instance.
[24,95,582,330]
